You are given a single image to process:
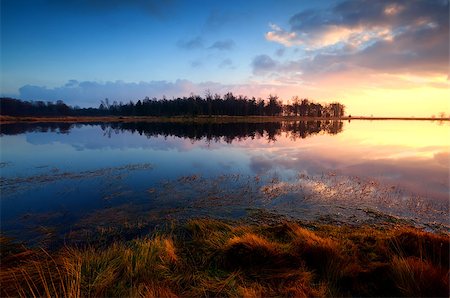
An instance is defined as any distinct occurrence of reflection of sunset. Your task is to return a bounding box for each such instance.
[229,120,449,202]
[339,121,450,155]
[233,121,449,158]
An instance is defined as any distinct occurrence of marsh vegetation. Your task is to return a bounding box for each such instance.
[1,218,448,297]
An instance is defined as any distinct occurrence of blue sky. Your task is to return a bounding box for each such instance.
[1,1,327,91]
[1,0,448,116]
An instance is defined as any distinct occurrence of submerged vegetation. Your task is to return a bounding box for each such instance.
[1,218,448,297]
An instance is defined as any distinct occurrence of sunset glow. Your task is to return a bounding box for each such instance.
[1,0,449,115]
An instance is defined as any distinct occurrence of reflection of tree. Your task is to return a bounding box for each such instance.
[284,121,343,140]
[0,122,74,135]
[1,121,344,143]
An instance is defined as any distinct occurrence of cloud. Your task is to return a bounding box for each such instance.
[208,39,235,50]
[268,0,448,52]
[204,10,233,31]
[275,48,285,57]
[16,79,299,107]
[260,0,449,85]
[177,37,235,52]
[265,23,299,47]
[19,80,201,107]
[251,55,278,75]
[250,52,449,91]
[218,58,233,68]
[190,60,203,68]
[177,36,203,50]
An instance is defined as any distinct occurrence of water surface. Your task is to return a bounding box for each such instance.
[1,120,449,244]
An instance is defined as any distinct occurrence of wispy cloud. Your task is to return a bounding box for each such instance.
[203,9,233,31]
[275,48,285,57]
[218,58,233,68]
[251,55,278,75]
[177,36,204,50]
[208,39,235,50]
[178,37,235,51]
[265,23,298,47]
[190,60,203,68]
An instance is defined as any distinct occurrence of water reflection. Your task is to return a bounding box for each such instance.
[0,120,449,245]
[1,120,344,142]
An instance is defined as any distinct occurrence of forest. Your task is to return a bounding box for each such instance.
[0,93,345,118]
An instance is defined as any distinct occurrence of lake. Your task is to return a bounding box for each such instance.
[1,120,449,245]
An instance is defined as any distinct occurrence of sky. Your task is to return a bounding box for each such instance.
[1,0,449,116]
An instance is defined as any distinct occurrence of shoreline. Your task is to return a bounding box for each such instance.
[1,115,449,123]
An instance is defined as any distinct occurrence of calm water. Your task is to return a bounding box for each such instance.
[1,120,449,244]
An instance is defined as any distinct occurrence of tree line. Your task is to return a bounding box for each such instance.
[0,93,345,117]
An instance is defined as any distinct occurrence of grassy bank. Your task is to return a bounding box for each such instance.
[1,115,449,123]
[1,218,448,297]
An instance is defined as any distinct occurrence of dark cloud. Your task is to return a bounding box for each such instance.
[353,25,448,74]
[251,55,278,75]
[289,0,448,33]
[263,0,449,78]
[296,21,448,77]
[208,39,235,51]
[176,36,204,50]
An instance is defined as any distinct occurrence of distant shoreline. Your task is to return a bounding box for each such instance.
[0,115,449,123]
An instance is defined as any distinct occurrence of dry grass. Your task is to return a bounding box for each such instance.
[1,219,449,297]
[391,256,449,297]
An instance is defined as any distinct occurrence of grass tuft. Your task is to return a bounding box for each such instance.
[1,219,449,297]
[222,232,304,282]
[391,256,449,297]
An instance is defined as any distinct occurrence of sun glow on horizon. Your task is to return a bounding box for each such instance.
[341,86,450,117]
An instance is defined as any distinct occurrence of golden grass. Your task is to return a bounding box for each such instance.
[391,256,449,297]
[1,219,449,297]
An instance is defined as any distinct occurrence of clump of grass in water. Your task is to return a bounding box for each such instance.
[1,219,449,297]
